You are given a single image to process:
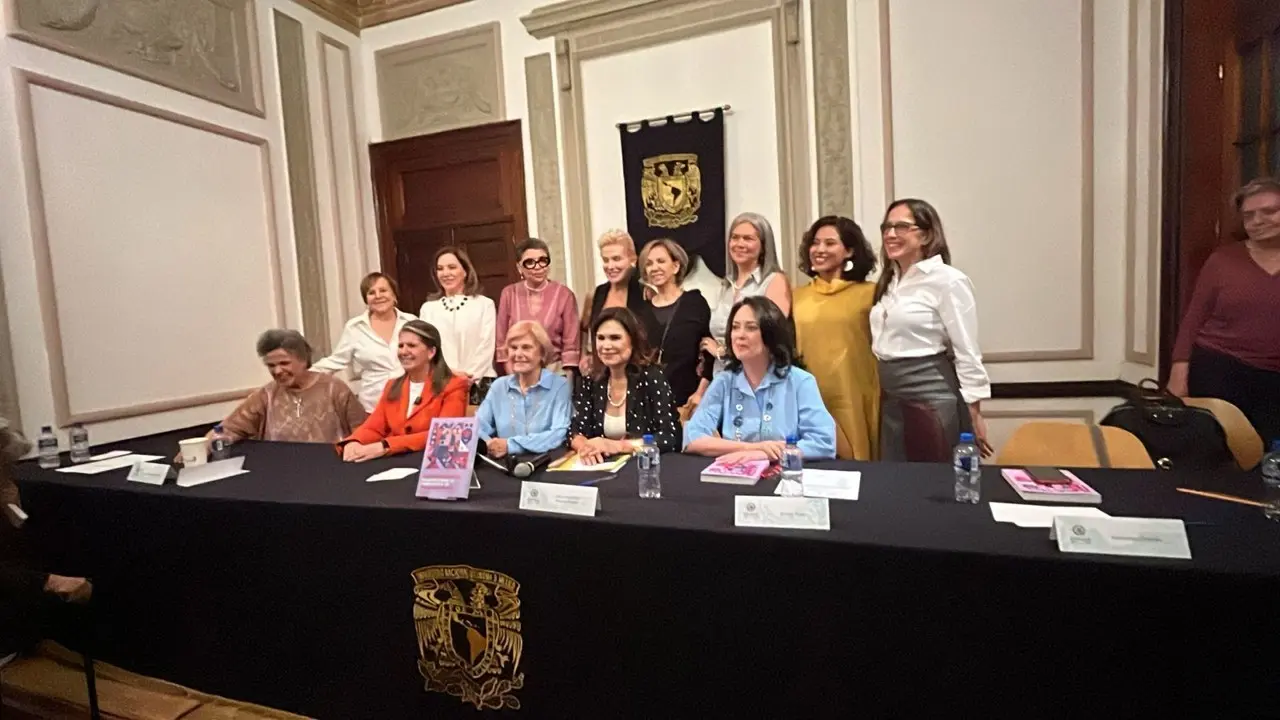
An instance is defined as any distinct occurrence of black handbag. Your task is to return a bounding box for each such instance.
[1099,379,1237,471]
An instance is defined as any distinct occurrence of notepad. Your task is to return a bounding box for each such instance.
[989,502,1109,528]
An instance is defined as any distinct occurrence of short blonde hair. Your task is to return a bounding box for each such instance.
[596,228,635,257]
[639,238,689,286]
[506,320,554,366]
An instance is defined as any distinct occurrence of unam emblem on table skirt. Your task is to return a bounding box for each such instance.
[412,564,524,710]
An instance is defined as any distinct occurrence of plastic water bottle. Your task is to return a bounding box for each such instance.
[637,434,661,499]
[69,423,91,464]
[1262,440,1280,521]
[953,432,981,504]
[779,435,804,497]
[37,425,59,469]
[210,424,230,461]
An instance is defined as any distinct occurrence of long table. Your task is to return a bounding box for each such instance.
[14,431,1280,718]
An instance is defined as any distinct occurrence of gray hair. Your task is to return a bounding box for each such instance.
[1234,176,1280,210]
[724,212,783,285]
[255,329,313,366]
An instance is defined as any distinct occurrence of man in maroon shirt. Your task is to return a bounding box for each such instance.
[1169,177,1280,445]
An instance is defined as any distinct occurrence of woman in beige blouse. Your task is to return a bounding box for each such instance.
[220,329,368,444]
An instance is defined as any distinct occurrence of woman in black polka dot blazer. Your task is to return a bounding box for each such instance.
[570,307,681,464]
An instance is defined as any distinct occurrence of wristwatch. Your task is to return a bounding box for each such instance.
[381,439,391,451]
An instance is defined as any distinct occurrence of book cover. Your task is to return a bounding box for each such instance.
[1001,468,1102,504]
[701,458,771,485]
[417,417,480,500]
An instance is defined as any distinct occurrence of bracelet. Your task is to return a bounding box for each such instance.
[381,439,391,451]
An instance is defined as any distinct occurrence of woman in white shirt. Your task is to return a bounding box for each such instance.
[312,272,417,412]
[870,198,992,461]
[418,247,497,403]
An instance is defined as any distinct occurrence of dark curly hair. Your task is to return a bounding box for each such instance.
[722,296,803,379]
[798,215,876,282]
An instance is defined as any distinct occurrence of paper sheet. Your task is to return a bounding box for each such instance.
[367,467,418,482]
[548,453,631,472]
[801,469,862,501]
[989,502,1109,528]
[56,453,163,474]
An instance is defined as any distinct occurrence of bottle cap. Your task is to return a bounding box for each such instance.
[642,434,654,443]
[785,435,798,444]
[41,425,52,432]
[1271,439,1280,452]
[959,432,975,443]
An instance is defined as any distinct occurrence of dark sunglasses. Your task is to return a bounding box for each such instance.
[521,257,552,269]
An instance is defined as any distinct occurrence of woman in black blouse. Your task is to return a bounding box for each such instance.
[570,307,681,464]
[639,238,712,409]
[579,229,657,375]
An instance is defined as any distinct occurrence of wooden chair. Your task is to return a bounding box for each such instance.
[997,421,1154,469]
[1183,397,1264,470]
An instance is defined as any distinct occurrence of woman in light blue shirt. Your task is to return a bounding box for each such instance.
[476,321,572,457]
[684,296,836,462]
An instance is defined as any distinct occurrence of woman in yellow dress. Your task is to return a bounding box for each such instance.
[792,215,880,459]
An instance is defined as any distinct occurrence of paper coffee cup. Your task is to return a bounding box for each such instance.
[179,437,209,467]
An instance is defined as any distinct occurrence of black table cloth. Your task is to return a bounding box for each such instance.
[14,431,1280,719]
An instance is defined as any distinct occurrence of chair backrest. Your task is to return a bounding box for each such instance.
[1183,397,1264,470]
[997,421,1154,469]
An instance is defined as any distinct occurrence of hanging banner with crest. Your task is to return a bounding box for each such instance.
[619,107,727,278]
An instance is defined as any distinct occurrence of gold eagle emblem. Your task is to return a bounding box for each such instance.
[640,152,702,229]
[412,565,524,710]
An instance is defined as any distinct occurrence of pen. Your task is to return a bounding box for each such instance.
[579,473,617,486]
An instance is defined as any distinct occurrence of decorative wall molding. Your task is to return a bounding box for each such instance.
[0,264,21,428]
[11,71,283,425]
[524,53,568,285]
[319,33,368,319]
[8,0,264,116]
[274,11,331,355]
[1125,0,1161,366]
[810,0,855,216]
[291,0,472,33]
[524,0,812,296]
[375,21,506,141]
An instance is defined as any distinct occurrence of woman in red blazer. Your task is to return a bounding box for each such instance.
[339,320,469,461]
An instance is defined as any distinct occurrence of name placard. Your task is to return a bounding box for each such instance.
[1052,516,1192,560]
[734,496,831,531]
[127,461,173,486]
[518,481,600,517]
[177,456,248,488]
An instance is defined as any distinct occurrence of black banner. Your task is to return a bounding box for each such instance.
[619,108,726,278]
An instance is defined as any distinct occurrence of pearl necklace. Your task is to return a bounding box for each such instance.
[607,383,628,408]
[441,295,469,312]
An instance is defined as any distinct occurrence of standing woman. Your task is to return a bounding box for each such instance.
[313,272,417,412]
[580,229,656,375]
[1169,177,1280,442]
[792,216,880,460]
[569,308,681,465]
[495,238,581,375]
[702,212,792,380]
[339,320,469,461]
[419,247,496,403]
[871,199,991,460]
[639,238,712,410]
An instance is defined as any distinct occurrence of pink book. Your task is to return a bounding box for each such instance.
[1001,468,1102,505]
[701,458,771,486]
[416,417,480,500]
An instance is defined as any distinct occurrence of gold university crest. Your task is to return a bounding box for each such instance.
[412,565,524,710]
[640,152,702,229]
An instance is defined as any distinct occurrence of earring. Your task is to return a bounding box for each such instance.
[843,259,854,272]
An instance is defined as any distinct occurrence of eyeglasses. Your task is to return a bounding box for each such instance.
[521,257,552,269]
[879,222,920,235]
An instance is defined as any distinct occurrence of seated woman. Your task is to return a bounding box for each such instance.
[221,329,367,444]
[684,296,837,463]
[339,320,469,461]
[476,321,572,458]
[570,307,681,465]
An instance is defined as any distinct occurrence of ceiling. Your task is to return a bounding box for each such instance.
[293,0,474,33]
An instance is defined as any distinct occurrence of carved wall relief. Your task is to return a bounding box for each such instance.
[375,21,505,140]
[10,0,263,116]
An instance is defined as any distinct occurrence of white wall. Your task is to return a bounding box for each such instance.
[0,0,368,447]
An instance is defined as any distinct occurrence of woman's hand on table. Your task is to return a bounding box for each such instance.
[487,438,509,458]
[718,449,770,465]
[343,442,387,463]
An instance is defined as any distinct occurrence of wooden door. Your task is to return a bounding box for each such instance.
[370,121,527,312]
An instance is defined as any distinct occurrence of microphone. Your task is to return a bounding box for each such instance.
[512,452,554,479]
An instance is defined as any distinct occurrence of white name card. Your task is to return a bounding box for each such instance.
[518,481,600,517]
[127,461,173,486]
[735,496,830,531]
[1052,516,1192,560]
[177,456,248,488]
